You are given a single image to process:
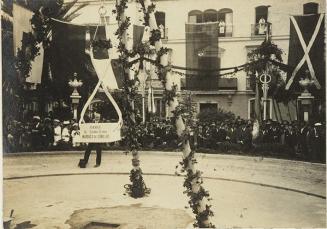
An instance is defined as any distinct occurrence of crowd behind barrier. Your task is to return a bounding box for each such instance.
[3,115,326,163]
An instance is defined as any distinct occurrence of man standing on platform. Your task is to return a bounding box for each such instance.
[82,111,103,167]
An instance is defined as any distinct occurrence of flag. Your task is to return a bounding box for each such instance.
[87,26,120,90]
[13,3,44,84]
[50,19,123,101]
[147,86,156,113]
[185,22,220,90]
[286,14,325,91]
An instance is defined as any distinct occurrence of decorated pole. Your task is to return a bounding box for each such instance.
[138,0,215,227]
[115,0,150,198]
[259,71,271,121]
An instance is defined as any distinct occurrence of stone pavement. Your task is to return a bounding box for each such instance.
[3,151,326,228]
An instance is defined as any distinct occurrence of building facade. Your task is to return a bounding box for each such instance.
[56,0,327,120]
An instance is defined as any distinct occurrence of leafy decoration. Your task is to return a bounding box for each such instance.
[149,29,161,45]
[92,39,112,50]
[115,0,150,198]
[137,1,215,227]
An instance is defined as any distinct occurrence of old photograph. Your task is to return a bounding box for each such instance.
[1,0,326,228]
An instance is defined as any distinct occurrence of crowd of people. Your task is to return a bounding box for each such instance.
[196,118,325,162]
[4,115,326,162]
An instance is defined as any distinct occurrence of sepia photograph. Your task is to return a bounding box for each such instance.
[1,0,326,228]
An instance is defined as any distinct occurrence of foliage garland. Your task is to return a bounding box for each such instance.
[114,0,150,198]
[243,39,294,105]
[137,0,215,227]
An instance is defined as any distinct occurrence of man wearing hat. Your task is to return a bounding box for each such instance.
[308,122,325,162]
[31,116,42,151]
[71,123,80,148]
[53,119,62,147]
[82,111,103,167]
[62,121,71,144]
[42,117,53,149]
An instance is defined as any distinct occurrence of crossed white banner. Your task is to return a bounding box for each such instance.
[285,14,324,90]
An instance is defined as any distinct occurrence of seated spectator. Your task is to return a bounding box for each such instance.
[53,119,62,147]
[61,121,71,146]
[71,123,80,148]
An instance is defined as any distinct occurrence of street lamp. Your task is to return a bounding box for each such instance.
[68,73,83,120]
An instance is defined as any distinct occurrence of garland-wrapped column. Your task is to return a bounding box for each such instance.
[139,0,215,227]
[115,0,150,198]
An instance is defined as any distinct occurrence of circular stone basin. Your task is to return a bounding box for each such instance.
[4,173,326,229]
[67,205,193,229]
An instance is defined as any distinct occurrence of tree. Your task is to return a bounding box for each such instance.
[2,13,22,123]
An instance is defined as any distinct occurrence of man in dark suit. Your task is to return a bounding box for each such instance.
[31,116,43,151]
[82,111,103,167]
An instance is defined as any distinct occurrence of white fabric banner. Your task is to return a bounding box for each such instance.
[26,45,44,84]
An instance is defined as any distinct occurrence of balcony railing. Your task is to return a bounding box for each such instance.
[251,22,272,36]
[218,25,233,37]
[160,27,168,40]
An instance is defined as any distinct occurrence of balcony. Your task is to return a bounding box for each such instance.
[218,25,233,37]
[251,22,272,37]
[160,27,168,40]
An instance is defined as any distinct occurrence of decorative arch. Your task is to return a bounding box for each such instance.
[188,10,203,23]
[218,8,233,14]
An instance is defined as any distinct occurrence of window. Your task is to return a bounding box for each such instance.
[155,11,165,27]
[203,9,218,22]
[154,99,166,118]
[188,10,203,23]
[218,8,233,37]
[255,6,268,23]
[303,2,318,14]
[252,6,270,36]
[155,11,166,39]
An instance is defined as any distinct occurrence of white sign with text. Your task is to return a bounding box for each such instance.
[77,123,121,143]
